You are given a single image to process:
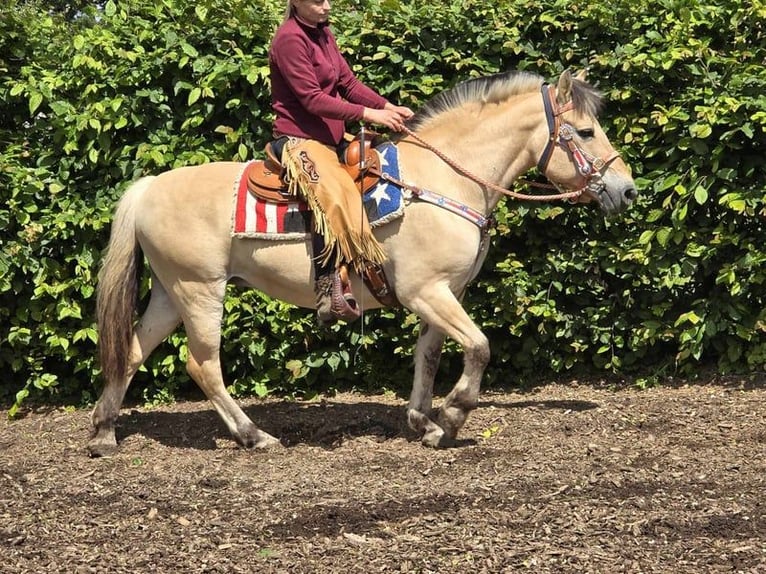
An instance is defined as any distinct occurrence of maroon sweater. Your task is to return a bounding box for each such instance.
[269,17,388,146]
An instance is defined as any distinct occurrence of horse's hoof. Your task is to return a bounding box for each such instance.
[87,437,118,458]
[255,432,282,449]
[239,429,282,450]
[421,427,456,449]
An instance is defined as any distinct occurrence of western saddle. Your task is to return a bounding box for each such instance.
[244,134,397,307]
[245,133,382,203]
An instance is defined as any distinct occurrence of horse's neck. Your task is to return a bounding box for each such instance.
[399,96,541,214]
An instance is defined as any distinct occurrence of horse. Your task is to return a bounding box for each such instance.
[88,69,637,456]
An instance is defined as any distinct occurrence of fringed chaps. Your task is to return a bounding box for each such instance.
[281,138,386,272]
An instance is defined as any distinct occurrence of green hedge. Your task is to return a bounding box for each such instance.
[1,0,764,414]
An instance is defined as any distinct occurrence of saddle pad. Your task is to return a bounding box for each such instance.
[232,162,310,239]
[231,146,406,239]
[363,143,404,227]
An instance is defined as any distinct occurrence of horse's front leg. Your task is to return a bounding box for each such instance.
[434,330,489,441]
[406,288,490,447]
[407,322,449,446]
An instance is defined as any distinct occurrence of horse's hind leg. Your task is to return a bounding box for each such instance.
[180,281,280,449]
[406,286,490,447]
[89,277,181,457]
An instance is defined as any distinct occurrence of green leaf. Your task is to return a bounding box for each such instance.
[656,228,671,247]
[693,185,708,205]
[29,92,43,114]
[689,123,712,138]
[675,311,701,327]
[656,174,679,191]
[188,87,201,105]
[181,43,199,58]
[15,388,29,405]
[638,230,655,245]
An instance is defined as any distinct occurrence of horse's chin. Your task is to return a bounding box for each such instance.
[597,190,626,217]
[593,175,637,216]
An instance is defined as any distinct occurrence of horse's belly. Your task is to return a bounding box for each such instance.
[229,238,316,307]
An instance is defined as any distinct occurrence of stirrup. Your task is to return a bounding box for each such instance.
[314,268,361,326]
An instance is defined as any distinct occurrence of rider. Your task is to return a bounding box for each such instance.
[269,0,414,325]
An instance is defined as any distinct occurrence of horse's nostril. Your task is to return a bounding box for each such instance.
[624,186,637,201]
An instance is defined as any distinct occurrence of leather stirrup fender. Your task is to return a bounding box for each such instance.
[361,261,399,307]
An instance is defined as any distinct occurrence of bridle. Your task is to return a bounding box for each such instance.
[399,81,622,205]
[364,81,625,235]
[357,82,626,301]
[536,83,622,203]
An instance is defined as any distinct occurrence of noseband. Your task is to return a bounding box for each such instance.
[537,83,621,202]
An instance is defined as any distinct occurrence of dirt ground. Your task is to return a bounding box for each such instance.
[1,378,764,573]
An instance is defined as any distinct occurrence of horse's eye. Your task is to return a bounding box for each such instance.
[577,128,595,139]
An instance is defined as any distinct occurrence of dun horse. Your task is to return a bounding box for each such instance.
[89,70,636,456]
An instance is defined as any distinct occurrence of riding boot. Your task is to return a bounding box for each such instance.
[312,233,361,326]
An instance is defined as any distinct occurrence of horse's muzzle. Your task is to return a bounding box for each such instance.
[592,173,637,216]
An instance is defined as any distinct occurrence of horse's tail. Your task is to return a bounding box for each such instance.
[96,177,155,385]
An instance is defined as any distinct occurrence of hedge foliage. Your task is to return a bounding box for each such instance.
[1,0,764,413]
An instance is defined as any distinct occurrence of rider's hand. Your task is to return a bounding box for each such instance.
[384,102,414,120]
[363,106,413,132]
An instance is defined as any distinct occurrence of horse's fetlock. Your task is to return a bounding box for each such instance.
[453,394,479,413]
[90,407,116,430]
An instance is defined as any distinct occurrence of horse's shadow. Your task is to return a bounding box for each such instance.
[115,396,599,451]
[116,399,408,451]
[492,398,599,412]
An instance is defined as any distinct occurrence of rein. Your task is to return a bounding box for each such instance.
[401,125,583,203]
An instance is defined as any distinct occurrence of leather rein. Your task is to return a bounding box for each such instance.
[376,82,622,229]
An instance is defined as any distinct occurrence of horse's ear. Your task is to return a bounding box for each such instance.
[556,70,573,105]
[574,68,588,82]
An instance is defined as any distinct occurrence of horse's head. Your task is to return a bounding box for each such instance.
[537,70,637,215]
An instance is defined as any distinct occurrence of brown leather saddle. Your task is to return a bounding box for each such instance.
[244,134,398,307]
[245,134,382,203]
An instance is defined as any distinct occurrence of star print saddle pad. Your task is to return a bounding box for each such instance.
[232,142,404,239]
